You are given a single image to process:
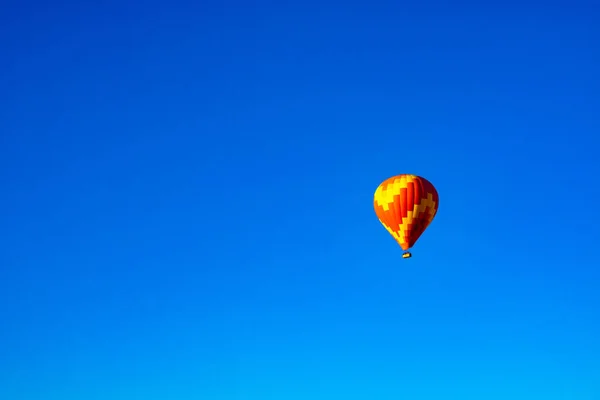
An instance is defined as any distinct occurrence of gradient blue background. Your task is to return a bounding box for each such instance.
[2,1,599,399]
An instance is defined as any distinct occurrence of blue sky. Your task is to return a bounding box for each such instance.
[1,1,599,399]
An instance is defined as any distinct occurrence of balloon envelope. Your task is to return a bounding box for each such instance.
[373,174,439,251]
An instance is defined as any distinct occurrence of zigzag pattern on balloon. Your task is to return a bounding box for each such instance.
[373,174,439,251]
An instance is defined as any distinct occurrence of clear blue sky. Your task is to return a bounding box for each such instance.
[1,1,599,399]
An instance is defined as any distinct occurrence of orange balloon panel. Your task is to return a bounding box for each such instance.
[374,174,439,250]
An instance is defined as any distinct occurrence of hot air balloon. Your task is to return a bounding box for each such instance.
[373,174,439,258]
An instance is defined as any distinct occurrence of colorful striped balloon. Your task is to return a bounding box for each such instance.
[374,174,439,257]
